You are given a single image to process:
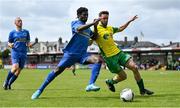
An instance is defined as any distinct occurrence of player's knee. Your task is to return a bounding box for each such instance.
[14,68,21,76]
[54,66,66,76]
[98,59,103,64]
[15,71,20,76]
[122,73,127,80]
[131,64,138,72]
[127,60,138,71]
[117,72,127,81]
[134,64,138,70]
[92,56,103,64]
[11,66,18,72]
[96,57,103,64]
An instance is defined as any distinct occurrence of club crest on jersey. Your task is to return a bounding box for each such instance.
[103,34,109,40]
[23,32,27,36]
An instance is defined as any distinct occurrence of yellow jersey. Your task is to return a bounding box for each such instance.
[95,24,121,57]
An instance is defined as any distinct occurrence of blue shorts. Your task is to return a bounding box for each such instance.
[57,53,89,67]
[11,51,27,69]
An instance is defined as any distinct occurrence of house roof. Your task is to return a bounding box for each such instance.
[163,42,180,48]
[115,40,160,49]
[131,41,161,48]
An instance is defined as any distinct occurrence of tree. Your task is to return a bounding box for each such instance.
[2,49,10,58]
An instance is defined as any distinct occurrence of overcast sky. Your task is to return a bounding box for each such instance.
[0,0,180,45]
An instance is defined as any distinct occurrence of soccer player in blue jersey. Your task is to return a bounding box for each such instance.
[31,7,102,100]
[3,17,32,90]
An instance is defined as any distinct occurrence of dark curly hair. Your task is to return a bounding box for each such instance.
[99,11,109,17]
[77,7,88,17]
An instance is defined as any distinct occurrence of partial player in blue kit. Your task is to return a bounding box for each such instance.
[3,17,33,90]
[31,7,102,100]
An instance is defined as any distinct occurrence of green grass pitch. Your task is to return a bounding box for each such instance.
[0,69,180,107]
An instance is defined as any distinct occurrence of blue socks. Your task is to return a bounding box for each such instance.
[8,74,18,86]
[89,63,101,85]
[4,71,14,85]
[39,71,56,92]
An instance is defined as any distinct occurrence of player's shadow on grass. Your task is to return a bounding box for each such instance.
[40,96,118,100]
[39,93,180,103]
[39,96,141,103]
[14,88,73,91]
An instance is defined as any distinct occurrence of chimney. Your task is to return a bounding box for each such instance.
[35,37,38,43]
[58,37,62,44]
[46,41,49,45]
[46,41,49,52]
[134,36,138,43]
[170,41,172,45]
[124,36,127,43]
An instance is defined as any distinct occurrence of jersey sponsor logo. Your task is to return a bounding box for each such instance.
[15,38,28,42]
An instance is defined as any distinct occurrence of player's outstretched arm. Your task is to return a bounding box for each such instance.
[119,15,138,32]
[91,18,100,40]
[77,18,100,32]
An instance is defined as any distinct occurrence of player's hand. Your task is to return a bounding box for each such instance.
[28,43,33,48]
[8,43,14,48]
[93,18,101,26]
[130,15,138,22]
[88,39,93,46]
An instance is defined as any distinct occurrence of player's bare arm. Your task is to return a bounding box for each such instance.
[89,18,101,45]
[91,18,100,40]
[77,19,100,32]
[119,15,138,32]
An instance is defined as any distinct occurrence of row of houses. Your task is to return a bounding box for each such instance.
[1,36,179,53]
[0,36,180,70]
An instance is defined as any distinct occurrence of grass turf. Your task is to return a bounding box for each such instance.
[0,69,180,107]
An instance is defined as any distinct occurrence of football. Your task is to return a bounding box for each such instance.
[120,88,134,102]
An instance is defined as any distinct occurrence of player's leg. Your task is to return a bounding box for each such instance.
[40,66,66,91]
[3,55,19,90]
[31,53,76,100]
[3,64,18,90]
[31,66,66,100]
[102,53,125,92]
[85,55,102,85]
[106,70,127,92]
[8,56,25,89]
[8,68,21,89]
[80,54,102,92]
[125,58,154,95]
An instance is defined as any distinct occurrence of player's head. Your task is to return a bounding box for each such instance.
[99,11,109,27]
[14,17,22,28]
[77,7,88,23]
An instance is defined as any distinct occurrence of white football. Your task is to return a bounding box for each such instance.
[120,88,134,102]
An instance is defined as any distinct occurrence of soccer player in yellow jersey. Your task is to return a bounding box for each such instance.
[95,11,154,95]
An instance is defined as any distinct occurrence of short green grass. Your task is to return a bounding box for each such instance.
[0,69,180,107]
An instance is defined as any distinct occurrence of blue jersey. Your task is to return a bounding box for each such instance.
[63,20,93,55]
[8,29,30,54]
